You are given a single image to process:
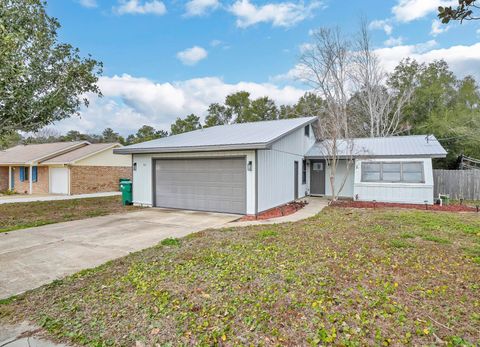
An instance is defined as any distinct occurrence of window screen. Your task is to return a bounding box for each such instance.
[361,162,424,183]
[362,163,381,182]
[402,162,424,182]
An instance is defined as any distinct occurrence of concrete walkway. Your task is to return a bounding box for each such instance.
[230,196,328,227]
[0,191,121,204]
[0,209,239,299]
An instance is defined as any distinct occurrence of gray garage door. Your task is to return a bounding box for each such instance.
[154,158,246,214]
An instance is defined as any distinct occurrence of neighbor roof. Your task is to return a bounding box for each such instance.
[305,135,447,159]
[42,143,121,165]
[114,117,317,154]
[0,141,89,165]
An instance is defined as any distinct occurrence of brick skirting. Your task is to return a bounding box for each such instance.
[70,166,132,195]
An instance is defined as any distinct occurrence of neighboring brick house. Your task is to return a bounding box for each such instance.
[0,142,131,195]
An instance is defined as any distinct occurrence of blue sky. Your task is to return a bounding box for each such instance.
[47,0,480,135]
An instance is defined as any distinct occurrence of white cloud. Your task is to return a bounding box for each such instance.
[54,75,306,135]
[229,0,324,28]
[114,0,167,15]
[210,39,222,47]
[299,42,313,53]
[430,19,450,36]
[375,42,480,80]
[392,0,456,22]
[185,0,219,16]
[383,36,404,47]
[176,46,208,65]
[369,19,393,35]
[78,0,98,8]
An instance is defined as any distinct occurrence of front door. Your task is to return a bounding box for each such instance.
[294,161,299,200]
[310,160,325,195]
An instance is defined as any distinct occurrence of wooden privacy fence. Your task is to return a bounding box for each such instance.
[433,169,480,200]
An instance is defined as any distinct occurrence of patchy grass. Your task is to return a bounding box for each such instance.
[1,207,479,346]
[0,196,139,233]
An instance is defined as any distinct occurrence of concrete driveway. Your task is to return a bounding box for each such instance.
[0,209,239,299]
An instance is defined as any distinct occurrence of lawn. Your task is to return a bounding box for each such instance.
[0,196,139,233]
[1,207,479,346]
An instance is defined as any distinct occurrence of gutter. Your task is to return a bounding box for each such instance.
[113,142,272,155]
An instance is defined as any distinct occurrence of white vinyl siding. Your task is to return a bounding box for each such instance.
[354,158,434,204]
[257,125,315,213]
[324,159,355,198]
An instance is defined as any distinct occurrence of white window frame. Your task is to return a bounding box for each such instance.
[361,161,425,183]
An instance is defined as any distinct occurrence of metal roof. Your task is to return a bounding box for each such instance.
[114,117,317,154]
[305,135,447,159]
[0,141,89,165]
[42,143,121,164]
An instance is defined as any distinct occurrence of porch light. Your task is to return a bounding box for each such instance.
[133,162,137,171]
[247,161,252,171]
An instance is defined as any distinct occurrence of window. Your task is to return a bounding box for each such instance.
[302,160,306,184]
[20,166,29,182]
[313,162,324,171]
[362,163,381,182]
[402,162,424,183]
[361,162,424,183]
[304,125,310,137]
[32,166,38,182]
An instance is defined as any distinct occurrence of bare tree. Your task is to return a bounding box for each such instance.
[299,28,355,201]
[352,20,415,137]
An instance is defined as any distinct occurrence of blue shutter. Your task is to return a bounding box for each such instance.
[20,167,25,182]
[32,166,38,182]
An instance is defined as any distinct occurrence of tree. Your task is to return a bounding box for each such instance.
[0,0,102,136]
[299,27,355,201]
[128,125,168,144]
[62,130,88,142]
[351,20,415,137]
[170,114,202,135]
[279,92,324,119]
[0,132,21,150]
[204,103,232,128]
[23,128,62,144]
[388,59,480,168]
[225,91,252,123]
[204,91,280,126]
[102,128,125,144]
[248,97,279,122]
[438,0,479,23]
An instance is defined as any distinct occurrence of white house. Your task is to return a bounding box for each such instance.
[305,136,447,204]
[114,117,447,215]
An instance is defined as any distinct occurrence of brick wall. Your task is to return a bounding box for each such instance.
[70,166,132,195]
[0,167,8,191]
[10,166,49,194]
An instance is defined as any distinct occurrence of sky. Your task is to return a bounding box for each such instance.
[46,0,480,136]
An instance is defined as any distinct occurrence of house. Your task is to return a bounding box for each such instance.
[114,117,447,215]
[0,142,132,195]
[306,136,447,204]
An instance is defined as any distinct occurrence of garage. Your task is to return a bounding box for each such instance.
[154,158,246,214]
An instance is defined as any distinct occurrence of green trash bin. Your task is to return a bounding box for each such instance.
[119,179,133,206]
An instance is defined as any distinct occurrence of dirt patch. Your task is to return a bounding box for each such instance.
[239,200,308,221]
[332,200,479,212]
